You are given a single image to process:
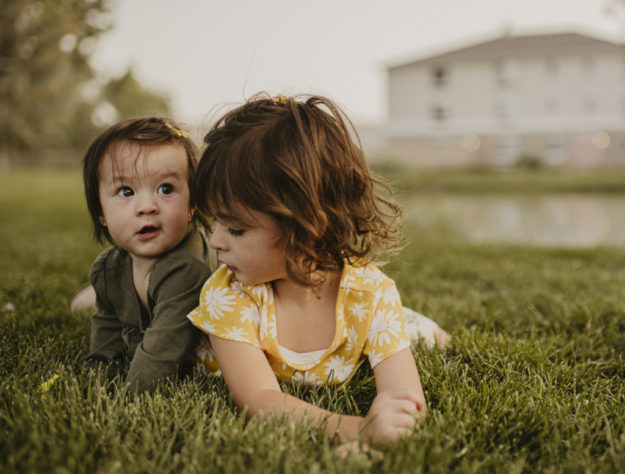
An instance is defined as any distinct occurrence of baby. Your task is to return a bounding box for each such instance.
[79,117,216,393]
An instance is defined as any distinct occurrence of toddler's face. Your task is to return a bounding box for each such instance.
[209,207,287,286]
[97,142,192,262]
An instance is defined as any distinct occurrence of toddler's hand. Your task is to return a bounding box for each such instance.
[359,390,425,442]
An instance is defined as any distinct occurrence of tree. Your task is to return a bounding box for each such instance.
[0,0,171,163]
[65,69,173,152]
[102,69,171,121]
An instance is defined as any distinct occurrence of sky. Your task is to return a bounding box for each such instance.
[91,0,624,127]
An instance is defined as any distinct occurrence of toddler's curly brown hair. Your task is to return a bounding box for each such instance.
[194,93,402,287]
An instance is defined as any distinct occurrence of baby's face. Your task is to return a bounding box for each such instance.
[97,141,192,262]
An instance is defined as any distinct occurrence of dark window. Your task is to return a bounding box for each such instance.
[431,106,448,121]
[432,66,447,87]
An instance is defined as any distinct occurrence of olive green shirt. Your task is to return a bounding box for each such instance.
[86,229,217,392]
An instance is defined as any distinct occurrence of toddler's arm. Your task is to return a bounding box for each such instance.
[362,347,426,441]
[209,334,365,441]
[210,334,424,443]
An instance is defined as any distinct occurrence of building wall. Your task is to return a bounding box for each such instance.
[384,34,625,167]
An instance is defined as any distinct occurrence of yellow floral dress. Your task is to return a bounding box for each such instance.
[187,262,411,386]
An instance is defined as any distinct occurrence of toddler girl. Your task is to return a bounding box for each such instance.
[187,94,448,442]
[80,117,216,393]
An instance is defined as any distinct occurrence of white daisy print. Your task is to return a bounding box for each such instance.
[354,266,386,286]
[202,286,237,319]
[223,326,248,342]
[368,308,403,347]
[198,343,217,364]
[292,370,322,385]
[344,326,358,352]
[249,284,269,301]
[205,346,217,364]
[325,355,354,383]
[350,302,370,322]
[260,315,277,341]
[194,337,212,361]
[351,266,369,279]
[200,320,216,335]
[372,287,384,309]
[240,304,260,326]
[341,272,356,287]
[380,285,401,305]
[367,350,385,368]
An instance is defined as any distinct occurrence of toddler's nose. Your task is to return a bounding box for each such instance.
[209,223,228,250]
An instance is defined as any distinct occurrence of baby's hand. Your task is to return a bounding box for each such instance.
[359,390,426,442]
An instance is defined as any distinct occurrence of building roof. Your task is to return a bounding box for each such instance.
[388,32,623,70]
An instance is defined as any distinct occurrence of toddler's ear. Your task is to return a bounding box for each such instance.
[188,207,195,222]
[99,216,107,226]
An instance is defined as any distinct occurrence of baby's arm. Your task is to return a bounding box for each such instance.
[83,252,124,363]
[86,303,125,362]
[126,258,208,392]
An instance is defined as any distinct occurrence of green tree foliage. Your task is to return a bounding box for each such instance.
[103,69,171,121]
[0,0,171,162]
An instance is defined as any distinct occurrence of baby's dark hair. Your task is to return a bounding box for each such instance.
[82,116,199,244]
[194,93,402,287]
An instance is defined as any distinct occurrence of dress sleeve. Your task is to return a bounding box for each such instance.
[126,256,209,393]
[187,266,262,348]
[84,250,125,361]
[362,277,410,368]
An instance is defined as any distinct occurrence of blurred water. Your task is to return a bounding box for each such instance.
[403,194,625,247]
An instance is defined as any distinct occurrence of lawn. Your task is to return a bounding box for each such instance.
[1,168,624,473]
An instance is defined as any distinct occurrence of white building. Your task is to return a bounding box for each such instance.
[383,31,625,167]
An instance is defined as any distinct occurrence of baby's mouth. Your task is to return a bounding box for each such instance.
[138,225,159,235]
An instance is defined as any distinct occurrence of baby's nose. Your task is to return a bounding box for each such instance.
[136,192,158,215]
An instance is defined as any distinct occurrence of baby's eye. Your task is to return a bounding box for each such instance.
[157,183,174,195]
[227,228,244,237]
[117,186,134,197]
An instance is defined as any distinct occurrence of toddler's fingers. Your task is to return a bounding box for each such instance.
[394,398,420,416]
[388,389,426,411]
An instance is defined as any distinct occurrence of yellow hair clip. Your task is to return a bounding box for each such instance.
[165,122,188,138]
[274,94,289,105]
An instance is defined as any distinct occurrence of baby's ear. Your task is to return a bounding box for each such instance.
[99,215,107,226]
[188,207,195,222]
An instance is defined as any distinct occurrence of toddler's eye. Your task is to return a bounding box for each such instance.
[228,228,244,237]
[157,183,174,195]
[117,186,133,197]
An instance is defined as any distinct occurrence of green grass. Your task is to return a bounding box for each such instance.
[1,169,624,473]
